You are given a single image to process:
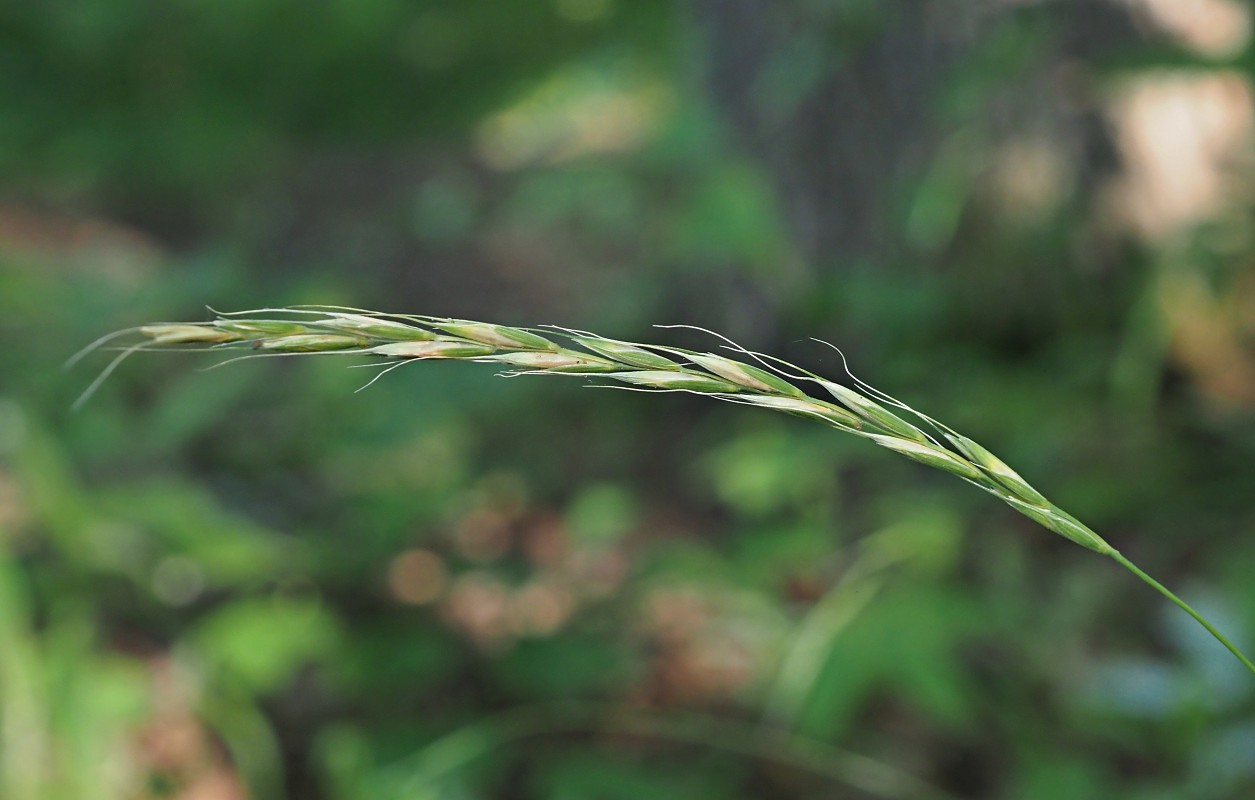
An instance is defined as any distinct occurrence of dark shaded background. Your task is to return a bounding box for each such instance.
[2,1,1255,798]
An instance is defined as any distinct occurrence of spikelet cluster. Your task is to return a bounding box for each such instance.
[80,307,1113,554]
[83,307,1255,679]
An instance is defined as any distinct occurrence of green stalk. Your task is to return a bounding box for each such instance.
[1109,550,1255,677]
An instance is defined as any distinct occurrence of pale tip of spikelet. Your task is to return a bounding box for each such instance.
[140,324,241,344]
[608,370,740,393]
[866,433,986,482]
[321,314,436,340]
[429,321,558,351]
[821,381,928,442]
[944,433,1050,506]
[371,340,497,358]
[259,334,368,352]
[738,395,863,427]
[489,352,618,372]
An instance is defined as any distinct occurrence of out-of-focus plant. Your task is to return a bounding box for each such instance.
[0,551,149,800]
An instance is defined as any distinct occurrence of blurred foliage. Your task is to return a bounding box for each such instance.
[2,1,1255,799]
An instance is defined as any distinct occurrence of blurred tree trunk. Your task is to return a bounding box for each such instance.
[690,0,1143,270]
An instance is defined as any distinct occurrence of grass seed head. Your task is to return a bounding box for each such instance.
[1006,498,1113,554]
[216,319,311,336]
[687,353,805,397]
[489,351,620,373]
[82,307,1255,679]
[574,338,679,370]
[318,314,437,340]
[821,381,928,443]
[371,340,497,358]
[259,334,368,351]
[945,433,1050,506]
[607,370,741,393]
[865,434,986,482]
[140,324,242,345]
[735,395,863,428]
[428,321,558,351]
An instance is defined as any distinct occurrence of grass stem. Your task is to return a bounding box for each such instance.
[1109,550,1255,677]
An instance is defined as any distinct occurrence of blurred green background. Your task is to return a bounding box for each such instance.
[3,1,1255,798]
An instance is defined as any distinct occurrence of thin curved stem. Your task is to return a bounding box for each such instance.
[403,703,953,800]
[1109,550,1255,677]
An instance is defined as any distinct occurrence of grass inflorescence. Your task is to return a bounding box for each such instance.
[73,305,1255,678]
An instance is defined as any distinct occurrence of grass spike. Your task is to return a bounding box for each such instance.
[72,307,1255,679]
